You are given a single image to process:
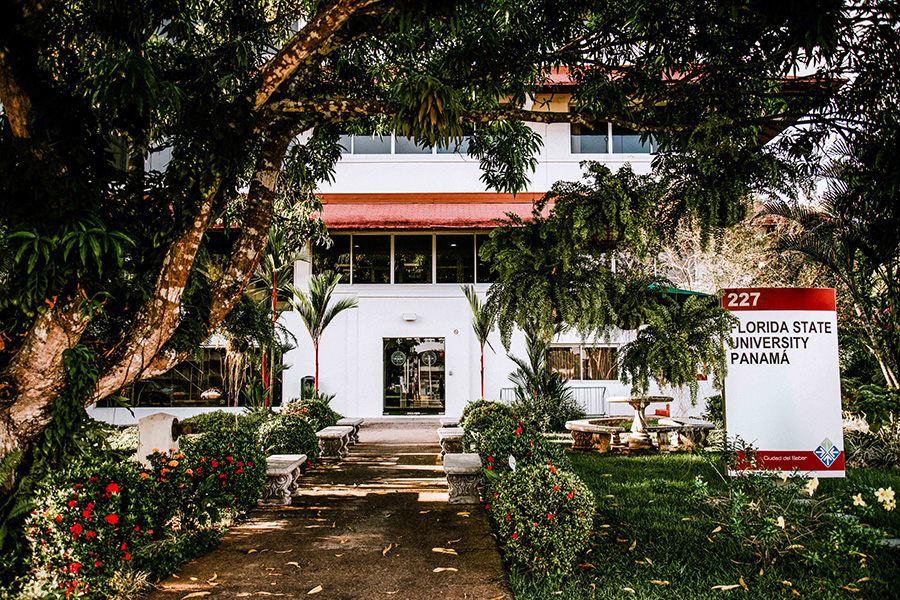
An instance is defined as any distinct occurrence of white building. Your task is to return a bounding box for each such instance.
[281,92,714,421]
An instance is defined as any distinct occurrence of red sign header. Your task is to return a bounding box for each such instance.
[722,288,836,312]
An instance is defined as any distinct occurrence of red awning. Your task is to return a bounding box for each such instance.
[320,202,547,230]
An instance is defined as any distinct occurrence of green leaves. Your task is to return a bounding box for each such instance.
[469,122,542,194]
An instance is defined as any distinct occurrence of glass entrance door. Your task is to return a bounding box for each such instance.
[383,337,445,415]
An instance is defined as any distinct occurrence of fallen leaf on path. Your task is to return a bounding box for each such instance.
[780,581,792,587]
[207,574,217,583]
[711,585,741,591]
[456,512,470,516]
[616,538,628,543]
[786,544,805,550]
[379,591,399,595]
[285,562,300,568]
[432,548,458,555]
[635,560,647,565]
[274,550,292,554]
[346,526,354,531]
[420,510,431,514]
[447,538,461,544]
[383,544,393,556]
[179,593,210,600]
[628,540,637,551]
[331,522,336,528]
[247,549,258,554]
[307,586,323,595]
[650,580,669,585]
[172,575,180,579]
[433,567,458,573]
[315,519,328,522]
[711,526,722,534]
[841,587,860,592]
[340,539,347,544]
[739,577,748,591]
[486,596,506,600]
[189,577,198,581]
[645,558,653,565]
[334,553,344,557]
[599,525,610,528]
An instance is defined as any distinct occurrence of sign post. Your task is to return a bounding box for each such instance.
[722,288,844,477]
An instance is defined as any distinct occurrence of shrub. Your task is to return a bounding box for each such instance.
[281,398,342,431]
[460,399,514,436]
[257,413,319,460]
[179,424,267,513]
[845,429,900,468]
[488,462,595,574]
[182,410,256,434]
[25,456,152,598]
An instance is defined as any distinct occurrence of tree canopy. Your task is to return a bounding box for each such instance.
[0,0,894,471]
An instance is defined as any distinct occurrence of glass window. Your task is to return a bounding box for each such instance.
[352,235,391,283]
[312,234,351,281]
[476,234,497,283]
[612,125,652,154]
[571,123,608,154]
[583,347,618,380]
[338,134,353,154]
[395,136,432,154]
[436,234,474,283]
[548,346,581,380]
[354,134,391,154]
[393,235,432,283]
[436,136,471,154]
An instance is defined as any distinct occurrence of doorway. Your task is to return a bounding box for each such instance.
[383,337,445,415]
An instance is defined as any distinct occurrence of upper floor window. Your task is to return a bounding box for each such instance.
[312,233,494,284]
[339,133,471,155]
[571,123,655,154]
[547,344,619,380]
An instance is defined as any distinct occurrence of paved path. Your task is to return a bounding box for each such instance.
[147,420,510,600]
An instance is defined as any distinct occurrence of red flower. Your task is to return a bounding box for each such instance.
[211,460,219,468]
[67,500,77,508]
[120,542,127,550]
[487,456,494,462]
[567,493,574,500]
[88,477,98,483]
[55,515,63,522]
[69,562,81,574]
[72,484,82,490]
[485,504,490,509]
[94,560,102,568]
[547,514,553,520]
[123,552,131,560]
[219,473,227,479]
[105,483,120,494]
[69,524,82,535]
[510,533,518,539]
[515,427,523,434]
[104,514,118,525]
[226,456,233,461]
[86,531,96,539]
[553,485,560,490]
[487,465,492,470]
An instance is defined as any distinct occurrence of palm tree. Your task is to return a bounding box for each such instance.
[291,271,358,391]
[462,285,495,398]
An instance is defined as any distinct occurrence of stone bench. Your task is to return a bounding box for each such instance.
[259,454,307,506]
[316,425,354,459]
[336,417,364,445]
[565,419,628,453]
[437,426,465,457]
[658,418,715,450]
[443,453,482,504]
[440,417,459,428]
[644,425,684,451]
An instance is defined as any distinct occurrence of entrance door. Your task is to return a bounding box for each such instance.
[383,337,445,415]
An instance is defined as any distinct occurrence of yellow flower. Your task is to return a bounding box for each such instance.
[852,493,866,507]
[803,477,819,497]
[884,499,895,512]
[776,516,785,529]
[780,472,789,483]
[875,487,895,504]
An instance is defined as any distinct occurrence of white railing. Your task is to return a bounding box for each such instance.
[499,386,607,416]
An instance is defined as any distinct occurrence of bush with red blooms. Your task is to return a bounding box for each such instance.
[25,457,150,598]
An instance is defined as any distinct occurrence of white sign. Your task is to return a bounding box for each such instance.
[723,288,844,477]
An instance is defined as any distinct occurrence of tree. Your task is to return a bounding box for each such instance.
[290,271,358,391]
[0,0,879,492]
[461,285,494,399]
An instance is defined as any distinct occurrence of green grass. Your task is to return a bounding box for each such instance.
[508,453,900,600]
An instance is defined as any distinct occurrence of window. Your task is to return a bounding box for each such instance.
[339,133,470,155]
[352,235,391,283]
[549,345,618,380]
[312,233,495,285]
[312,234,351,281]
[394,235,432,283]
[436,234,475,283]
[571,123,609,154]
[611,125,653,154]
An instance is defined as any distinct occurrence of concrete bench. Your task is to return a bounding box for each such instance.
[259,454,307,506]
[437,426,465,457]
[565,419,628,453]
[644,425,684,452]
[443,453,482,504]
[336,417,364,445]
[658,418,715,450]
[316,426,354,459]
[440,418,459,428]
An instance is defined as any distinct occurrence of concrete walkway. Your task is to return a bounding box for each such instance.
[147,420,510,600]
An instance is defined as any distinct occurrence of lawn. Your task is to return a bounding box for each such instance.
[508,452,900,600]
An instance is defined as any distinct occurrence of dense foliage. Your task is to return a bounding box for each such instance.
[257,413,319,459]
[489,463,595,575]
